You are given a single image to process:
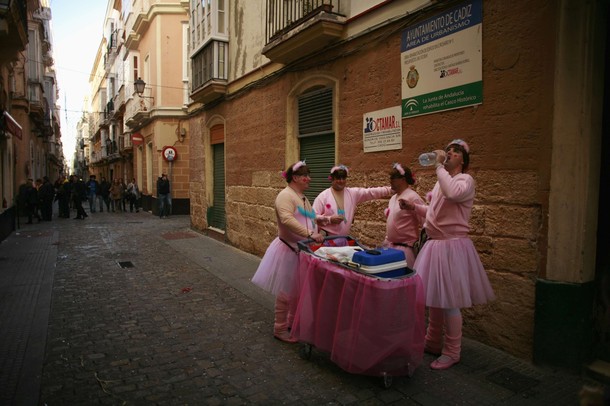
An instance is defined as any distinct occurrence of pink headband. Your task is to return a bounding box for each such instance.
[330,164,349,175]
[282,160,307,179]
[292,160,306,172]
[393,163,405,175]
[447,139,470,153]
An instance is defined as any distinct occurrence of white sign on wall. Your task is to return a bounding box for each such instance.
[362,106,403,153]
[401,0,483,118]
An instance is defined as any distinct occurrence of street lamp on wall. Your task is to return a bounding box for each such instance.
[134,77,146,96]
[134,77,154,99]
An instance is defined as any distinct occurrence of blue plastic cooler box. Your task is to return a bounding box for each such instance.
[352,247,405,266]
[351,248,409,278]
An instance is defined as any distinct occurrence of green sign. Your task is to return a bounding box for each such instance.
[403,82,482,117]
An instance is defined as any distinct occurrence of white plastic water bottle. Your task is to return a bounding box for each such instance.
[418,152,437,166]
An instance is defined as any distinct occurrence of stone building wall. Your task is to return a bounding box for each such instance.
[189,1,560,360]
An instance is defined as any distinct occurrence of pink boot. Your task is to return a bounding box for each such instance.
[287,311,294,331]
[424,307,444,355]
[274,294,297,343]
[430,312,462,370]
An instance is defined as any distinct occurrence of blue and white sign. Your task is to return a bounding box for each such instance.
[401,0,483,118]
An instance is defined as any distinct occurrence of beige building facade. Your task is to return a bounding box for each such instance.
[0,0,64,239]
[187,0,609,369]
[86,0,190,214]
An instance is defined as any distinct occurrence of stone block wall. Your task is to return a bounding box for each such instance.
[188,0,560,360]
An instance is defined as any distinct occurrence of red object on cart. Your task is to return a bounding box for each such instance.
[291,237,426,378]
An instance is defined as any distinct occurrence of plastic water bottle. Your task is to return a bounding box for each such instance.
[418,152,437,166]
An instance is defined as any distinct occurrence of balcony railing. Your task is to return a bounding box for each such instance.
[105,140,118,156]
[265,0,342,44]
[104,100,114,123]
[125,95,153,129]
[105,29,120,70]
[27,82,42,103]
[121,134,133,151]
[263,0,345,64]
[113,87,125,116]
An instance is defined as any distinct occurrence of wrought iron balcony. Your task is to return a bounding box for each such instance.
[105,29,120,71]
[112,87,125,119]
[102,100,114,126]
[263,0,345,64]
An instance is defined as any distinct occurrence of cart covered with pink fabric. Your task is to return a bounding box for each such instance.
[291,237,426,386]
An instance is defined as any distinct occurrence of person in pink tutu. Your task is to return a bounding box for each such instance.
[251,161,324,343]
[400,139,495,370]
[382,163,424,267]
[313,164,392,241]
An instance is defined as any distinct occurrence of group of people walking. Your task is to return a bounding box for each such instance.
[252,138,495,371]
[18,175,142,222]
[85,175,141,214]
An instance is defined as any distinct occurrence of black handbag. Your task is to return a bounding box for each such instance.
[413,228,429,256]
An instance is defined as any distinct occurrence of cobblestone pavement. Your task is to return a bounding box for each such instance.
[0,209,589,405]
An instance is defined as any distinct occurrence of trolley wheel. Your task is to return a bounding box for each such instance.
[299,343,312,360]
[381,372,393,388]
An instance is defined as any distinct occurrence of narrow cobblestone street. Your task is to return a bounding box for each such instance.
[0,210,588,405]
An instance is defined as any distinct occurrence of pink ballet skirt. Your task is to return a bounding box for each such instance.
[414,238,495,309]
[251,237,300,296]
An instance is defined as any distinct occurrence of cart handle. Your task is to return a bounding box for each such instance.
[297,235,361,254]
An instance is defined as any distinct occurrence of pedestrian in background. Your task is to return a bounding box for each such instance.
[157,174,171,218]
[70,175,88,220]
[400,139,495,370]
[251,161,324,342]
[110,178,123,212]
[99,176,111,212]
[61,176,73,218]
[86,175,99,213]
[127,178,140,213]
[22,179,40,224]
[56,175,70,218]
[120,178,128,212]
[383,163,424,267]
[95,176,105,212]
[38,176,55,221]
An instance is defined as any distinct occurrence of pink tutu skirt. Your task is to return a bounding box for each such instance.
[414,238,495,309]
[251,238,300,296]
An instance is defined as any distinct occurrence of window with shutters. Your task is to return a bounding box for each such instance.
[297,87,335,202]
